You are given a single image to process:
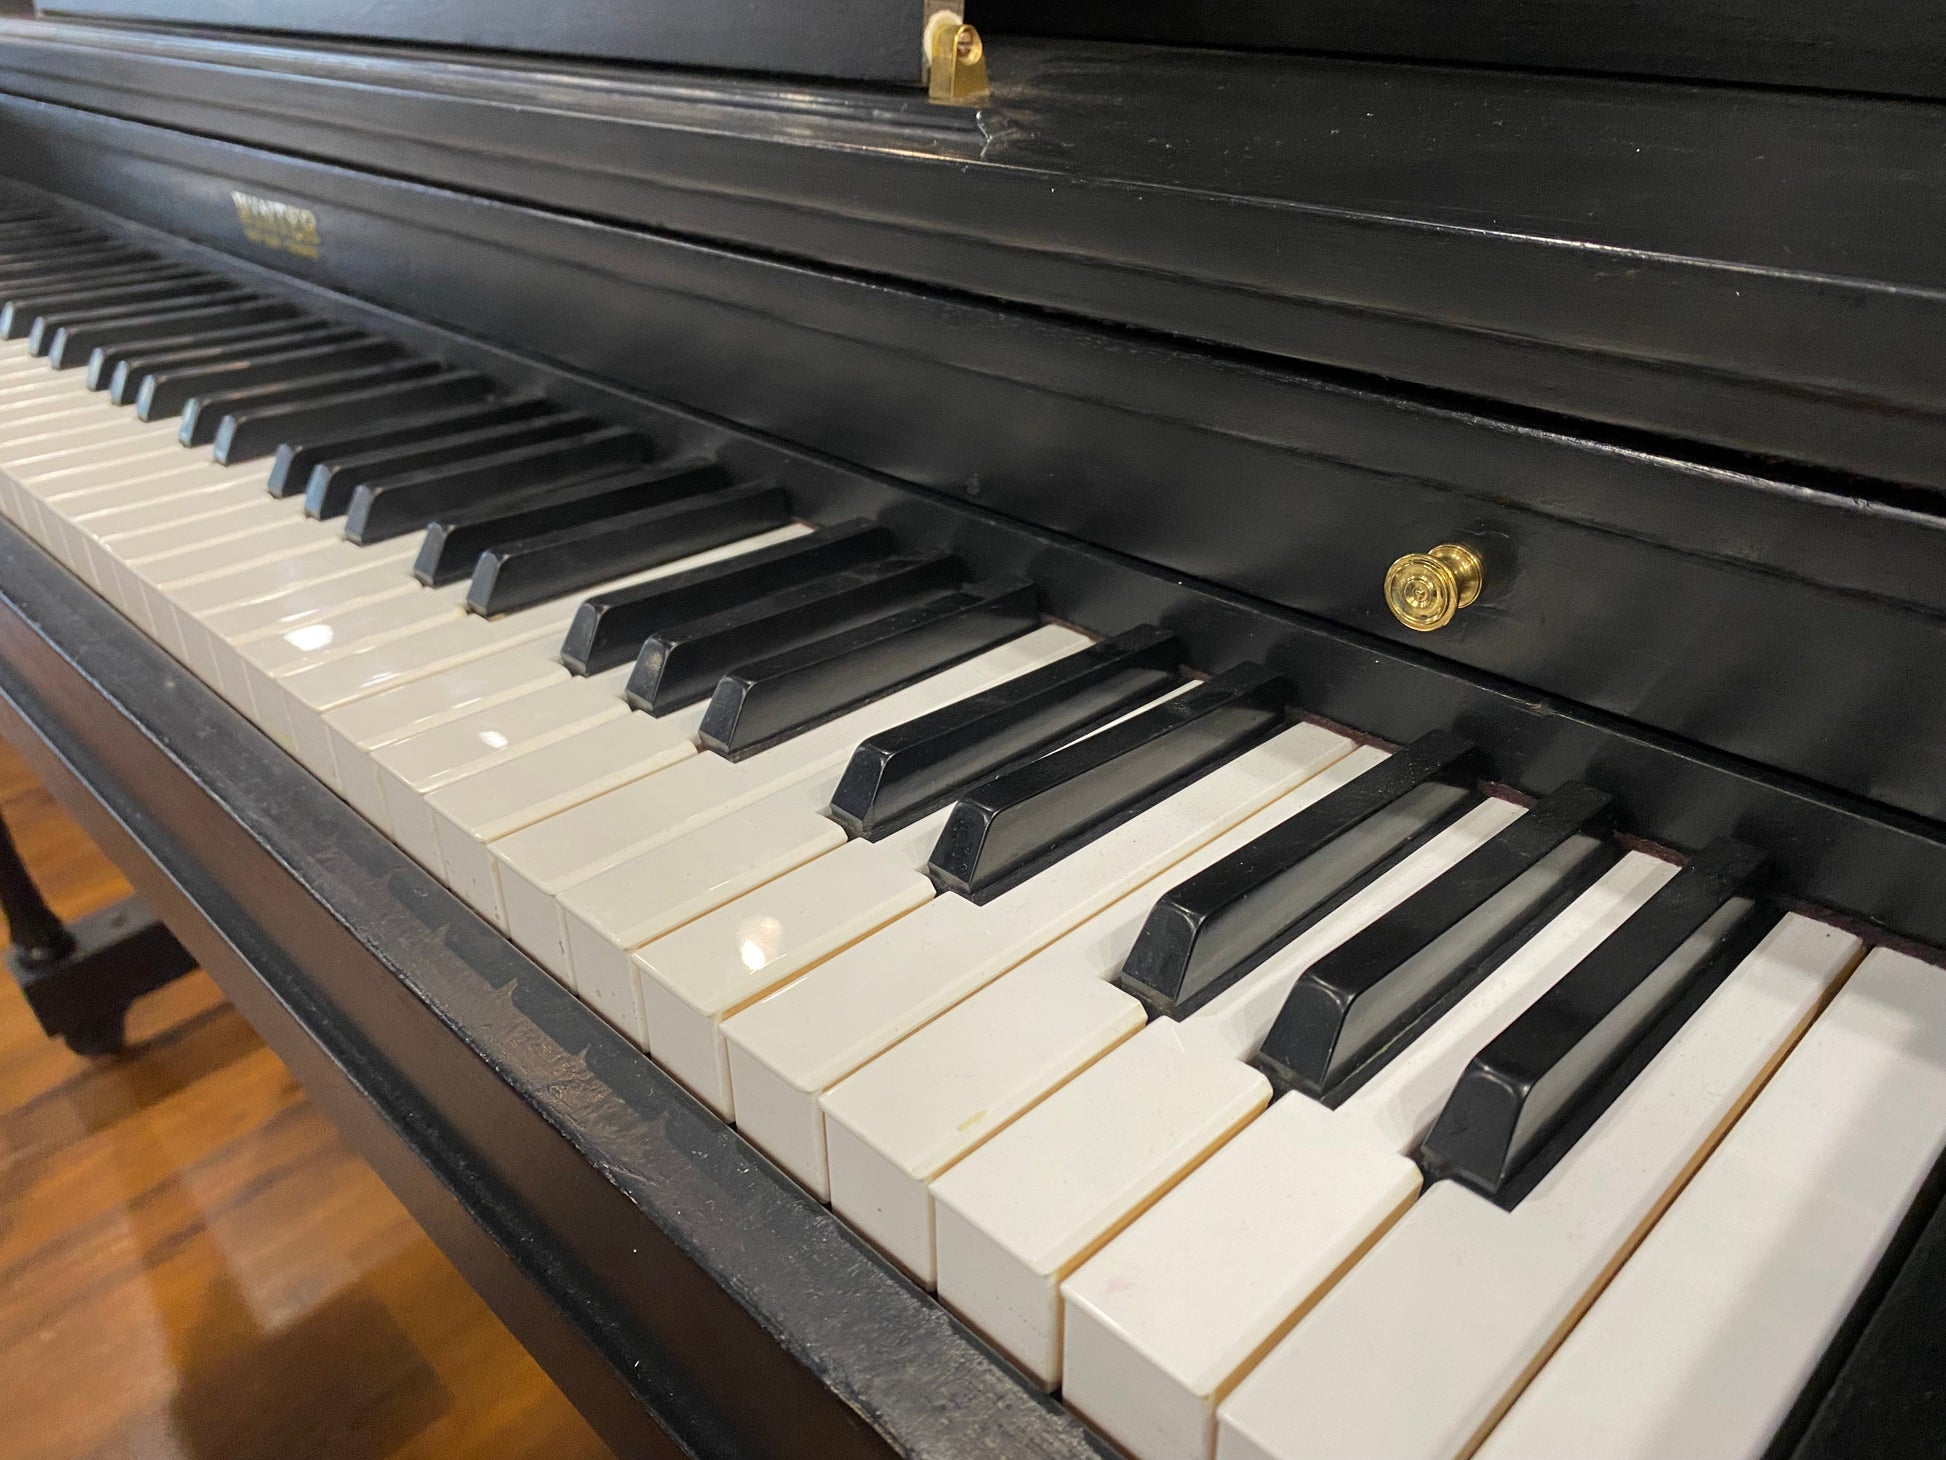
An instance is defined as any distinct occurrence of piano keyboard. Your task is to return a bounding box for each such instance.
[2,203,1943,1460]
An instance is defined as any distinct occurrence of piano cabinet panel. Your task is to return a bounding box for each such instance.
[1,101,1940,830]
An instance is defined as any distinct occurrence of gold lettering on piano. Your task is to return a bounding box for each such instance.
[229,190,321,260]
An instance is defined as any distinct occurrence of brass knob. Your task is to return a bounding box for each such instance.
[1384,544,1484,632]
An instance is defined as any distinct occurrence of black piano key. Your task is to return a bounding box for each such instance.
[466,480,791,617]
[211,370,495,464]
[1417,836,1772,1203]
[626,552,962,715]
[136,337,407,421]
[559,519,891,676]
[179,357,445,447]
[928,663,1290,902]
[0,244,144,284]
[2,270,225,339]
[700,577,1043,761]
[1118,729,1482,1017]
[827,624,1184,839]
[1256,781,1619,1103]
[302,409,590,517]
[48,295,299,370]
[415,460,728,586]
[270,399,557,499]
[342,424,647,543]
[26,285,257,356]
[108,324,361,405]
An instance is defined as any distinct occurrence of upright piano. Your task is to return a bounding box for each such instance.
[0,4,1941,1456]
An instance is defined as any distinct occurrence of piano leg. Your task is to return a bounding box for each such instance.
[0,808,196,1053]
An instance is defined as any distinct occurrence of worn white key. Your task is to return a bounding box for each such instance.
[51,468,264,574]
[723,722,1357,1202]
[165,540,422,701]
[262,588,608,772]
[490,626,1088,957]
[178,558,426,700]
[564,777,849,1041]
[322,524,806,813]
[820,750,1387,1285]
[117,518,349,637]
[1213,913,1862,1460]
[1476,947,1946,1460]
[236,581,474,750]
[633,680,1192,1112]
[375,666,634,849]
[637,808,947,1117]
[325,642,577,820]
[29,455,233,561]
[429,705,711,912]
[1056,852,1677,1460]
[923,797,1521,1385]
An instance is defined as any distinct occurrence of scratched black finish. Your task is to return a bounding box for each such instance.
[303,410,589,518]
[1420,838,1772,1203]
[4,266,219,338]
[54,297,298,372]
[0,516,1111,1460]
[103,319,349,399]
[827,626,1183,840]
[25,282,251,354]
[1120,731,1481,1016]
[34,0,934,81]
[415,459,726,587]
[464,479,788,617]
[6,23,1946,491]
[342,423,644,543]
[210,367,491,463]
[135,333,403,419]
[9,110,1946,829]
[698,577,1041,761]
[559,520,891,678]
[928,665,1288,903]
[978,0,1946,98]
[1258,782,1618,1102]
[179,354,439,445]
[625,552,960,714]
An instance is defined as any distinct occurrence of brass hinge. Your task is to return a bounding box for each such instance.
[924,8,989,105]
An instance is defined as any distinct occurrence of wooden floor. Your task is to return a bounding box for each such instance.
[0,740,613,1460]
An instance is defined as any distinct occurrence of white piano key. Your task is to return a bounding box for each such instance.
[429,705,710,912]
[325,642,577,820]
[721,722,1357,1202]
[636,808,947,1116]
[1054,852,1677,1460]
[235,582,473,750]
[490,625,1088,958]
[922,797,1523,1386]
[120,519,351,636]
[320,523,806,811]
[1475,947,1946,1460]
[20,457,234,548]
[375,666,633,850]
[1066,1097,1419,1460]
[935,1019,1271,1387]
[266,595,587,778]
[566,779,849,1043]
[178,558,425,698]
[165,541,422,702]
[818,749,1390,1285]
[1212,913,1862,1460]
[51,468,264,573]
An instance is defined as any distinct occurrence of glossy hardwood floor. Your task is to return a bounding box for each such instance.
[0,740,613,1460]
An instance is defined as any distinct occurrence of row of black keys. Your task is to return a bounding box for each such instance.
[830,629,1772,1213]
[0,206,1778,1195]
[0,214,1067,760]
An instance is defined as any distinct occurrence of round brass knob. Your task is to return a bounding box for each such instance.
[1384,543,1484,632]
